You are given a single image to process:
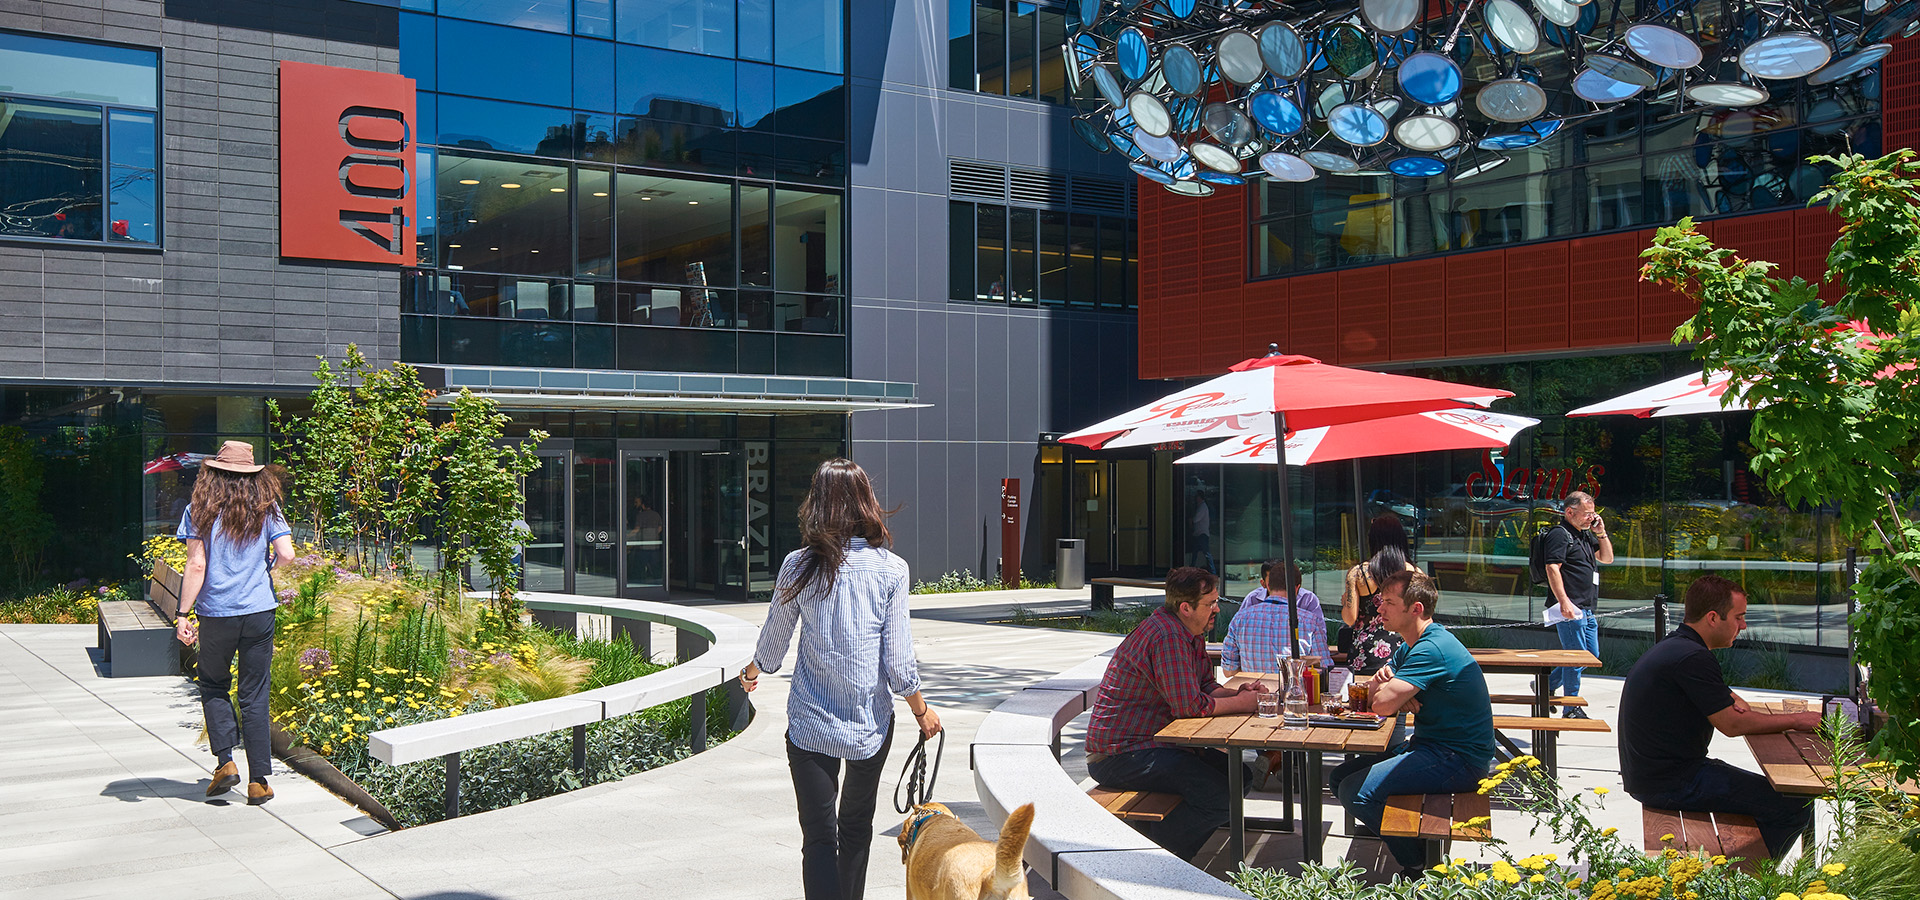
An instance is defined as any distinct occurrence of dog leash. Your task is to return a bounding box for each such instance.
[893,730,944,814]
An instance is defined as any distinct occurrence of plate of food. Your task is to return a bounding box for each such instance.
[1303,711,1386,729]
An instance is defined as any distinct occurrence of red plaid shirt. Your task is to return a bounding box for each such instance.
[1086,607,1221,755]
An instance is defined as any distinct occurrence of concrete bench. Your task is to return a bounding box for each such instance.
[369,594,756,817]
[972,650,1253,900]
[1642,807,1768,871]
[1090,577,1165,611]
[99,561,186,677]
[1381,792,1494,867]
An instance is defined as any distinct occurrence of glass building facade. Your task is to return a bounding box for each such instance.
[396,0,850,377]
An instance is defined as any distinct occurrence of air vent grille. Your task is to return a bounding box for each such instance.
[949,158,1134,216]
[949,160,1007,202]
[1070,177,1128,215]
[1009,168,1069,206]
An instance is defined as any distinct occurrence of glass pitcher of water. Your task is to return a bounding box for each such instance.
[1281,655,1310,728]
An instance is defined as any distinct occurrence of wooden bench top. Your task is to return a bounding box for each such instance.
[1381,793,1493,841]
[1469,648,1602,671]
[1086,787,1183,822]
[1489,693,1588,708]
[1642,807,1767,868]
[1491,715,1611,733]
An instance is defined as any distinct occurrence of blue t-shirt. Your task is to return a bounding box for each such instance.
[176,506,290,618]
[1390,623,1496,767]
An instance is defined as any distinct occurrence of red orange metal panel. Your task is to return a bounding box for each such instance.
[1885,37,1920,153]
[1286,272,1342,360]
[1240,279,1290,362]
[1793,206,1842,300]
[1388,258,1446,362]
[1639,226,1698,344]
[1336,266,1391,365]
[1504,242,1570,353]
[279,61,417,265]
[1566,232,1643,348]
[1442,250,1507,357]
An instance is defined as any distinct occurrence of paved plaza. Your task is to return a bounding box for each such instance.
[1,587,1826,899]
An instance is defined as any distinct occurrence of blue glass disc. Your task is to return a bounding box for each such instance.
[1071,117,1112,152]
[1073,33,1101,68]
[1076,0,1100,29]
[1388,155,1447,177]
[1164,43,1203,95]
[1168,96,1203,132]
[1249,91,1304,137]
[1166,0,1197,18]
[1260,22,1307,78]
[1130,160,1177,184]
[1108,128,1144,160]
[1477,131,1542,150]
[1197,170,1246,185]
[1572,67,1644,102]
[1398,52,1463,105]
[1327,103,1389,147]
[1117,28,1151,81]
[1092,65,1126,108]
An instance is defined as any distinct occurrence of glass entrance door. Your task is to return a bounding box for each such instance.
[524,452,569,592]
[621,452,668,595]
[671,450,747,599]
[573,439,618,596]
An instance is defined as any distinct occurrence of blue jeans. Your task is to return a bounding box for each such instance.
[1089,747,1252,861]
[1331,741,1486,868]
[1631,759,1813,859]
[1550,612,1599,696]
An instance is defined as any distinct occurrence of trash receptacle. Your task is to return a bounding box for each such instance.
[1056,538,1086,590]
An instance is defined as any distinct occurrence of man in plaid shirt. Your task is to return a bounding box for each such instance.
[1086,567,1265,861]
[1222,559,1330,674]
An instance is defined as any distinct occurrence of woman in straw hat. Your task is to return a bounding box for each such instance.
[173,440,295,805]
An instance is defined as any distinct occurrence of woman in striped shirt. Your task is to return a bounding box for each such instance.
[740,458,942,900]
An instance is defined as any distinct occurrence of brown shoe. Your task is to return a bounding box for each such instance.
[246,781,274,805]
[207,761,240,796]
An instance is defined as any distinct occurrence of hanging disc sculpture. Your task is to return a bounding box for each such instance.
[1066,0,1889,190]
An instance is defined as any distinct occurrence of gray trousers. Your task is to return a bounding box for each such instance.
[194,608,275,778]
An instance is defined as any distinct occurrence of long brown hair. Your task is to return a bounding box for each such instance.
[781,458,892,602]
[189,465,287,545]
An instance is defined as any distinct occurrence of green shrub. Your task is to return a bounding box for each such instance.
[911,570,1056,593]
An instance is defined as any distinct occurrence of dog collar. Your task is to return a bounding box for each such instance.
[902,806,949,858]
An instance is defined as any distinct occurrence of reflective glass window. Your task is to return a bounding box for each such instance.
[437,153,572,277]
[437,19,569,107]
[617,0,734,58]
[613,116,735,176]
[1122,218,1135,306]
[1067,212,1097,305]
[1009,206,1037,303]
[575,113,617,161]
[739,0,774,62]
[574,38,616,113]
[617,45,734,124]
[1097,215,1123,307]
[1008,1,1036,99]
[1035,7,1067,104]
[772,189,840,294]
[1256,220,1300,278]
[106,109,156,243]
[949,201,973,302]
[738,289,774,330]
[615,172,735,287]
[439,0,568,32]
[949,0,974,90]
[400,12,435,91]
[772,136,845,185]
[977,0,1005,94]
[576,0,613,37]
[437,95,576,158]
[776,0,844,74]
[737,63,775,130]
[415,149,438,267]
[776,333,846,376]
[1039,209,1068,304]
[578,167,614,277]
[773,67,844,139]
[0,31,157,107]
[0,99,103,241]
[1451,174,1549,249]
[740,184,772,286]
[976,203,1006,302]
[1583,159,1644,230]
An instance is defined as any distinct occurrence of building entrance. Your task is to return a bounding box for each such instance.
[522,440,750,600]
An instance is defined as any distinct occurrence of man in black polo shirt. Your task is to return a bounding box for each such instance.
[1618,575,1821,857]
[1543,491,1612,716]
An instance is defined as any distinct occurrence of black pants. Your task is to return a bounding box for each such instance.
[786,721,894,900]
[1632,759,1814,858]
[195,608,275,779]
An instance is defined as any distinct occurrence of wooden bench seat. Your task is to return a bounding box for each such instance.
[1087,786,1184,822]
[1488,693,1588,708]
[1642,807,1768,872]
[1382,793,1493,867]
[99,561,186,677]
[1090,577,1167,611]
[1488,714,1609,778]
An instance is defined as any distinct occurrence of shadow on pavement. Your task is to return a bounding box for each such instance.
[101,776,217,803]
[915,659,1062,712]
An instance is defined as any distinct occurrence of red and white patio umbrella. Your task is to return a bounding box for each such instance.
[142,452,210,474]
[1060,348,1514,653]
[1171,409,1540,466]
[1564,370,1757,418]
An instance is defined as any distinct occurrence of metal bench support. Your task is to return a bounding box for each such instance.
[445,752,461,818]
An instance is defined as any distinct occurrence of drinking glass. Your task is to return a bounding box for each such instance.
[1256,692,1279,718]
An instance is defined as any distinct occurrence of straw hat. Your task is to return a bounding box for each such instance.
[204,440,265,474]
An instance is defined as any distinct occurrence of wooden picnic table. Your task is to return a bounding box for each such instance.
[1742,710,1920,798]
[1155,673,1396,866]
[1468,647,1602,776]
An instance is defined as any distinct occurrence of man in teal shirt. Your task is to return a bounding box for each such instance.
[1328,569,1495,874]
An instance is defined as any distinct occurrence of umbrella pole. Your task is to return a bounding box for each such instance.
[1275,411,1300,658]
[1352,458,1366,565]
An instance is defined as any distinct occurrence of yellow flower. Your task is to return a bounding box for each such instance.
[1430,864,1449,876]
[1524,756,1542,768]
[1601,827,1618,836]
[1491,861,1521,885]
[1778,894,1801,900]
[1661,833,1676,842]
[1822,863,1846,877]
[1530,874,1546,883]
[1592,786,1611,796]
[1711,855,1727,866]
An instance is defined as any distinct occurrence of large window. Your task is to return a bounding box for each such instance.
[950,200,1133,308]
[949,0,1077,104]
[0,31,160,245]
[1251,63,1880,277]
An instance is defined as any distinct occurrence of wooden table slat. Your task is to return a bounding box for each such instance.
[1491,714,1612,733]
[1747,733,1828,795]
[1156,717,1211,742]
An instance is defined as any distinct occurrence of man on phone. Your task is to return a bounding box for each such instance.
[1543,491,1612,716]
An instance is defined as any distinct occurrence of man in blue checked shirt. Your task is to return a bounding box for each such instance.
[1222,559,1330,674]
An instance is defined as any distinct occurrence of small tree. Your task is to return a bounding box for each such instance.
[438,389,546,621]
[1642,149,1920,779]
[0,426,50,590]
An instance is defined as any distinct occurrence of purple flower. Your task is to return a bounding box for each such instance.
[486,651,513,668]
[276,587,298,604]
[297,647,333,675]
[447,648,474,671]
[97,586,111,596]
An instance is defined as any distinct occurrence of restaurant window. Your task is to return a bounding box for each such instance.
[949,200,1135,308]
[949,0,1077,105]
[0,31,160,245]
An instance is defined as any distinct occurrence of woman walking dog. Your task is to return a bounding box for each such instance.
[172,440,295,805]
[741,458,942,900]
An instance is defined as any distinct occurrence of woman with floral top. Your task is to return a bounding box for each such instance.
[1340,516,1419,675]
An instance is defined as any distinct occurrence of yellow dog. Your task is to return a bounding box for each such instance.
[898,802,1035,900]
